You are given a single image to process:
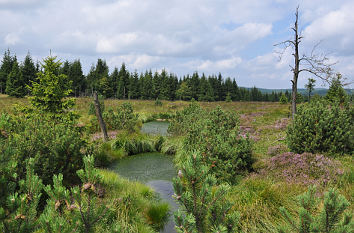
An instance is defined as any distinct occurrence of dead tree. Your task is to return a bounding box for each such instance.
[93,91,109,141]
[275,6,333,119]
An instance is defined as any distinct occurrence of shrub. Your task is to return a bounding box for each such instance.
[168,101,203,136]
[39,155,119,232]
[0,159,43,232]
[0,113,86,186]
[179,105,253,184]
[287,98,353,154]
[103,103,140,132]
[279,93,288,104]
[173,150,239,233]
[279,186,353,233]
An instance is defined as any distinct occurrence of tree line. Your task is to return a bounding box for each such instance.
[0,49,293,102]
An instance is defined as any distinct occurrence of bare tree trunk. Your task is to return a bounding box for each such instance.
[275,6,333,120]
[291,7,300,120]
[93,91,108,141]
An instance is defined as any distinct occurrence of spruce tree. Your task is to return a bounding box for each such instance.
[5,57,26,98]
[68,59,85,97]
[29,56,74,114]
[21,52,37,93]
[305,78,316,102]
[0,49,14,94]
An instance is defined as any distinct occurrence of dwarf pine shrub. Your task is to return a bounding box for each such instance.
[177,105,253,184]
[287,98,353,154]
[0,159,43,233]
[173,150,239,233]
[279,186,353,233]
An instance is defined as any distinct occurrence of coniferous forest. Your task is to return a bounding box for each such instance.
[0,49,293,102]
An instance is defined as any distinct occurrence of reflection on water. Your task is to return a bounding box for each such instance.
[111,152,177,233]
[141,121,170,136]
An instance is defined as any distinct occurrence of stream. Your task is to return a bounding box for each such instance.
[111,121,177,233]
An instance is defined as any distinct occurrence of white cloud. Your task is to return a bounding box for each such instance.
[4,33,20,45]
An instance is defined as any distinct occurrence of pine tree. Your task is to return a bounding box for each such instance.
[39,156,119,232]
[173,150,239,233]
[279,186,352,233]
[6,57,26,97]
[0,159,43,233]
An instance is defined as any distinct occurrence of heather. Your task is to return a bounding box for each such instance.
[259,152,344,186]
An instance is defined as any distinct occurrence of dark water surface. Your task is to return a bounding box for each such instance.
[111,152,177,233]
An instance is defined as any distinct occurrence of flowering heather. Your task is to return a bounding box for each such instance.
[260,152,343,185]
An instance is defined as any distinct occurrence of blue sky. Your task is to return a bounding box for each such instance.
[0,0,353,88]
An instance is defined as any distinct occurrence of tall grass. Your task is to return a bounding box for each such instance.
[99,169,169,232]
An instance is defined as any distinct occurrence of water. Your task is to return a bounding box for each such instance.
[110,152,177,233]
[141,121,170,136]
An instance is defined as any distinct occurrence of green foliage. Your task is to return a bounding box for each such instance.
[326,73,349,105]
[168,101,203,136]
[154,98,163,106]
[39,155,119,232]
[279,93,288,104]
[173,150,239,233]
[225,92,232,102]
[0,159,43,233]
[305,78,316,102]
[103,102,139,132]
[287,98,353,154]
[176,81,192,100]
[0,49,15,94]
[279,186,353,233]
[112,133,155,156]
[6,58,26,98]
[29,56,75,114]
[146,203,169,231]
[172,103,253,184]
[0,113,86,186]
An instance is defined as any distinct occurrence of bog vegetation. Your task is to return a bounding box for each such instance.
[0,53,353,232]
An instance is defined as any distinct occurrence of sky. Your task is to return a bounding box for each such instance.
[1,0,353,89]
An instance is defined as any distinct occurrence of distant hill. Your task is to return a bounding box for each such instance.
[243,87,353,96]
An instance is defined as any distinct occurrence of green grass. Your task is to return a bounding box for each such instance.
[98,169,169,232]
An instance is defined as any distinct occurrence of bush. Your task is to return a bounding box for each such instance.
[0,113,86,186]
[103,103,140,133]
[168,101,203,136]
[287,98,353,154]
[279,186,352,233]
[171,103,253,184]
